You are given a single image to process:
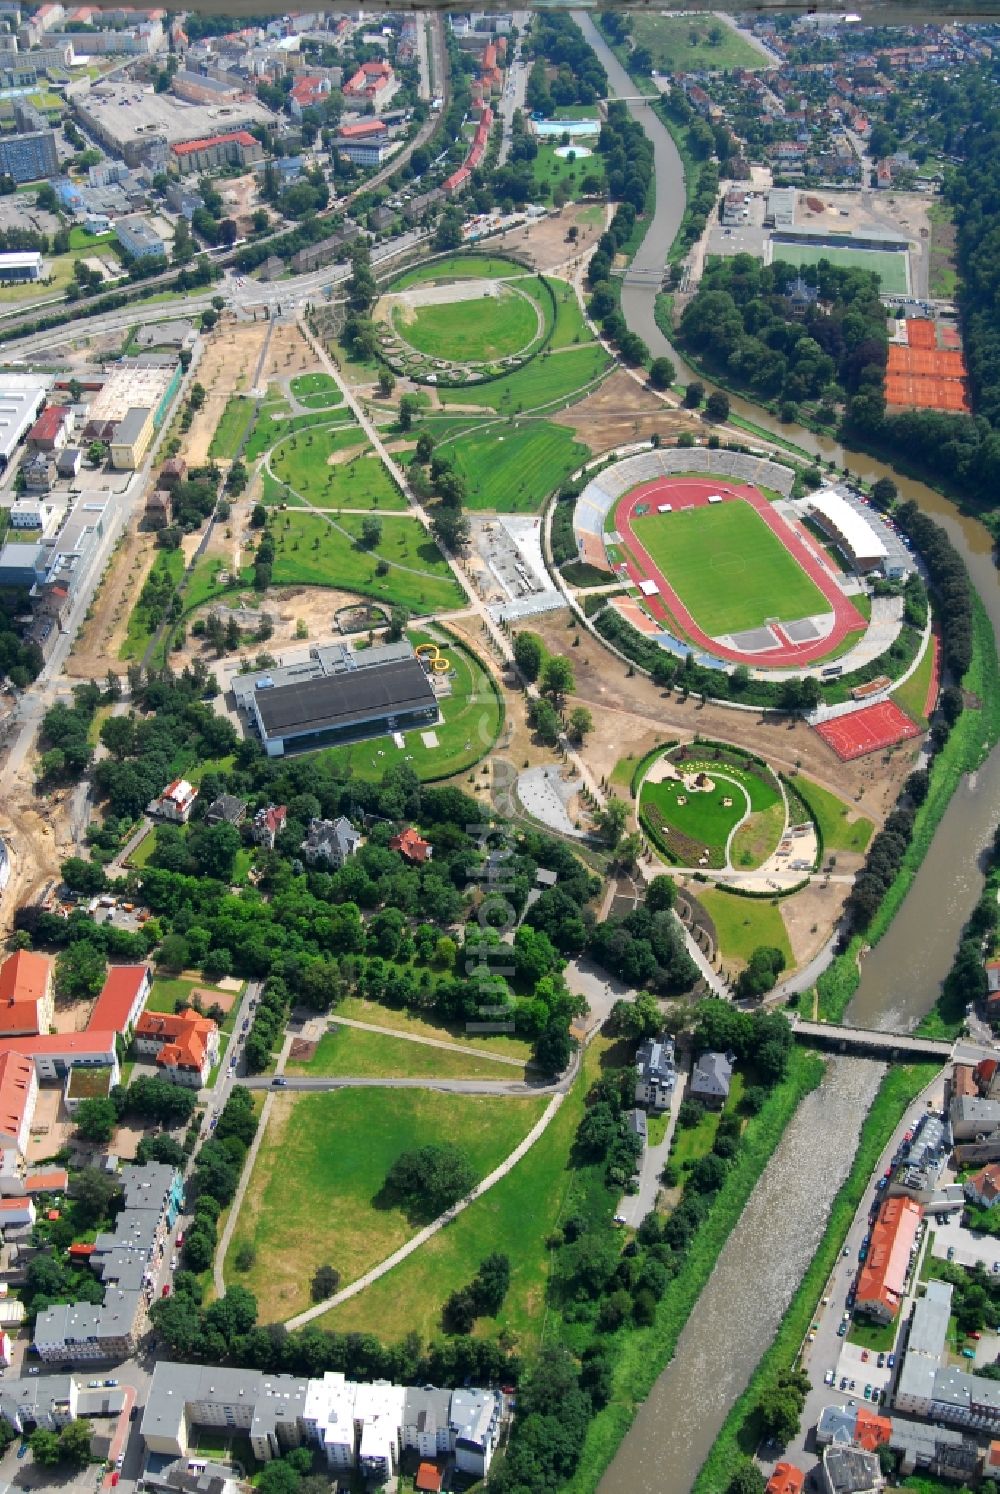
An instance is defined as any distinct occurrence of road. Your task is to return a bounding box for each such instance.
[618,1061,688,1228]
[497,14,530,166]
[573,13,688,365]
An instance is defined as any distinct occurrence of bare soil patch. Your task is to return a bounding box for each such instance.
[183,321,267,467]
[67,514,156,679]
[260,322,316,385]
[488,202,609,275]
[289,1037,318,1063]
[552,370,702,454]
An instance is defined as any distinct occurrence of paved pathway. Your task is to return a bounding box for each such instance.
[212,1027,292,1299]
[283,1084,568,1330]
[299,1013,532,1071]
[618,1064,688,1228]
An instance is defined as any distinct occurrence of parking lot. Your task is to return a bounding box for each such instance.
[930,1211,1000,1273]
[704,194,769,262]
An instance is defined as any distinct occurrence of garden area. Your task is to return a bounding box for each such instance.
[637,745,786,870]
[268,426,407,510]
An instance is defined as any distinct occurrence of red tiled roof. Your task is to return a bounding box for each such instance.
[0,951,50,1036]
[171,131,257,157]
[89,965,148,1034]
[856,1196,922,1318]
[1,1031,115,1058]
[27,407,68,443]
[854,1407,891,1451]
[25,1169,68,1193]
[0,1197,32,1212]
[337,119,387,139]
[390,827,432,863]
[0,1052,34,1143]
[766,1464,804,1494]
[138,1008,215,1072]
[415,1465,443,1494]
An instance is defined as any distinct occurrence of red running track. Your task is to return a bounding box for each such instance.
[613,479,866,668]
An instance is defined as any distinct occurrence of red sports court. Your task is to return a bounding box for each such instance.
[814,701,921,761]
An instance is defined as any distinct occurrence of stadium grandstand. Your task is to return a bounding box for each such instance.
[807,489,886,573]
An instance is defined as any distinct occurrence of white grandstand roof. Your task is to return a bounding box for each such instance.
[809,488,886,562]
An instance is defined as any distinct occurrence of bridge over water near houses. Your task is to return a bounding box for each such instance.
[791,1019,955,1063]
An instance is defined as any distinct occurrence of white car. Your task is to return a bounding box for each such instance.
[170,1256,178,1271]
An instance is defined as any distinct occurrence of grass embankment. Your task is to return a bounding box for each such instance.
[334,995,533,1062]
[226,1088,546,1323]
[816,596,1000,1024]
[892,631,938,729]
[437,344,611,412]
[391,255,527,290]
[443,420,590,512]
[120,547,185,661]
[692,1061,938,1493]
[793,775,874,855]
[565,1047,824,1494]
[209,396,256,461]
[697,887,791,968]
[286,1024,525,1081]
[549,280,596,351]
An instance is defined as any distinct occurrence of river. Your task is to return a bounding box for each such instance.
[578,15,1000,1491]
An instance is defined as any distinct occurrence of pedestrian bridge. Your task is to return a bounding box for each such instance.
[792,1019,953,1063]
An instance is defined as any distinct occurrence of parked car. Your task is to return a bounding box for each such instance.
[887,1354,895,1368]
[824,1370,835,1386]
[877,1353,885,1368]
[970,1331,982,1341]
[104,1379,118,1388]
[176,1231,184,1246]
[88,1380,100,1388]
[861,1350,869,1363]
[947,1246,956,1261]
[962,1348,976,1359]
[161,1284,170,1298]
[864,1385,873,1400]
[837,1322,847,1337]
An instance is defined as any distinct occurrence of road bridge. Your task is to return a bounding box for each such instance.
[792,1019,953,1062]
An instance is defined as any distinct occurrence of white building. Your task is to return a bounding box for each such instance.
[0,373,54,471]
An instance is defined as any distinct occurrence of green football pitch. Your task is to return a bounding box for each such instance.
[770,242,910,296]
[630,498,829,637]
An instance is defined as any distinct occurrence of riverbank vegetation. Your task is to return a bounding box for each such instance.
[692,1061,938,1494]
[916,823,1000,1040]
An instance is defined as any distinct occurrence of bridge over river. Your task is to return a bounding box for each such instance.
[792,1019,954,1062]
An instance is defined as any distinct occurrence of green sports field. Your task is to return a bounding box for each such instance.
[630,498,828,637]
[770,242,910,295]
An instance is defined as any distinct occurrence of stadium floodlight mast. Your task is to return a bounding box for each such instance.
[163,0,1000,17]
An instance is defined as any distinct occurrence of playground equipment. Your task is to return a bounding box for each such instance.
[415,642,451,674]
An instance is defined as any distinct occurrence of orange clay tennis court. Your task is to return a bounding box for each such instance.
[887,331,971,413]
[814,700,921,761]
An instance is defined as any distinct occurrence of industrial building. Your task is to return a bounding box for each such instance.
[0,128,58,183]
[231,640,438,758]
[0,251,43,282]
[75,81,276,168]
[84,362,180,431]
[0,373,54,471]
[170,68,244,106]
[335,133,393,167]
[109,406,154,470]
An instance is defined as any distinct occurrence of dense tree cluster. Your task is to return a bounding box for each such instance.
[893,502,972,680]
[384,1143,477,1220]
[525,14,607,115]
[587,904,698,993]
[443,1253,511,1333]
[845,802,915,933]
[678,255,882,421]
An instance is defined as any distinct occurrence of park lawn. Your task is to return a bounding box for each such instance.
[225,1088,546,1322]
[244,407,353,463]
[318,624,501,781]
[671,1100,723,1170]
[892,633,937,729]
[289,372,343,407]
[628,12,770,71]
[847,1315,898,1353]
[438,344,611,413]
[549,280,595,351]
[391,255,527,291]
[393,283,540,363]
[128,830,157,867]
[771,243,909,296]
[794,775,874,854]
[270,511,464,614]
[531,144,605,200]
[632,499,828,637]
[335,995,534,1062]
[209,397,256,461]
[68,226,114,251]
[271,430,407,511]
[443,420,589,512]
[285,1024,525,1081]
[317,1038,612,1346]
[640,753,781,865]
[697,887,792,968]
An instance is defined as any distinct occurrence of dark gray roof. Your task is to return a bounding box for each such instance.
[113,406,151,445]
[254,657,435,740]
[691,1050,733,1098]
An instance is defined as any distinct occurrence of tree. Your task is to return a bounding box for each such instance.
[726,1462,767,1494]
[398,394,421,432]
[250,504,267,529]
[188,821,241,881]
[58,1420,93,1467]
[683,381,704,409]
[645,875,676,913]
[385,1143,476,1218]
[736,946,786,1001]
[56,941,106,1001]
[595,796,628,849]
[567,706,593,743]
[72,1166,120,1224]
[311,1263,340,1301]
[377,368,395,398]
[29,1429,62,1467]
[513,631,544,682]
[431,509,470,552]
[756,1373,807,1445]
[705,390,730,422]
[649,357,676,390]
[87,440,107,467]
[528,697,561,746]
[360,516,382,550]
[75,1097,117,1144]
[540,655,574,704]
[871,477,897,509]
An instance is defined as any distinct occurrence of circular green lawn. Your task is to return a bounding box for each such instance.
[392,284,539,364]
